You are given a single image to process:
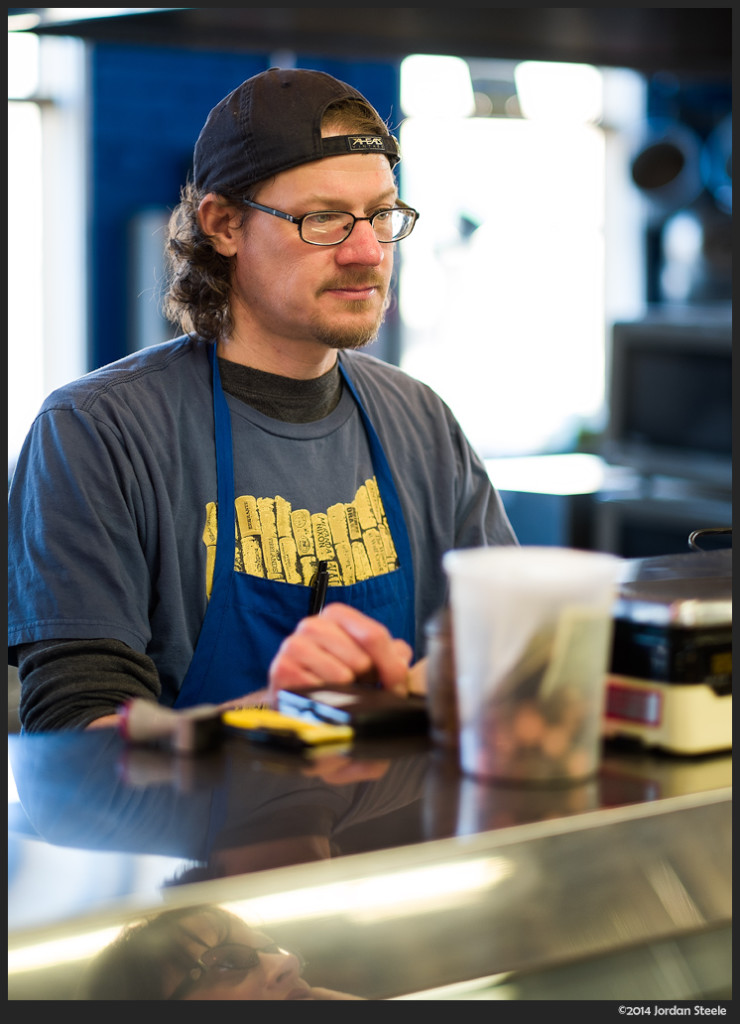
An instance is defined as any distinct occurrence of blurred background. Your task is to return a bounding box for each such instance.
[7,8,732,559]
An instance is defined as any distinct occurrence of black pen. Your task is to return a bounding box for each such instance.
[309,559,329,615]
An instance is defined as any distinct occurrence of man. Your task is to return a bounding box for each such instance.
[8,67,517,732]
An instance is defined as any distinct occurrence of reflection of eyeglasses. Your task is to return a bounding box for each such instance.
[241,199,419,246]
[169,941,306,1000]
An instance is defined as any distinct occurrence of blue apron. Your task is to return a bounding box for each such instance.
[174,346,416,708]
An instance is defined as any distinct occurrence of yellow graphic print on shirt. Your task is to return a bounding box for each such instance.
[202,476,398,599]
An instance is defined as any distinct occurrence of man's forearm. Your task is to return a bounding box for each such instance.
[16,638,161,732]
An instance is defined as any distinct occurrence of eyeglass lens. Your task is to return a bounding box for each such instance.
[200,941,305,974]
[200,942,277,972]
[301,208,416,245]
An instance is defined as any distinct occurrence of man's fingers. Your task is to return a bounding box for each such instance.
[316,604,412,690]
[268,603,413,695]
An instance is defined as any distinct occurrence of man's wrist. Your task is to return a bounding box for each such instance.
[84,713,122,730]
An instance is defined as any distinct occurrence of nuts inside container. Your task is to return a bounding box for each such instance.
[424,606,459,749]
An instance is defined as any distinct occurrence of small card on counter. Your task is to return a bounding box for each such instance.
[277,684,430,737]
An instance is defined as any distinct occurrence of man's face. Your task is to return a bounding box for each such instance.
[164,910,311,1000]
[228,150,398,353]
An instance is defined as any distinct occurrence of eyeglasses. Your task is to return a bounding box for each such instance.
[241,199,419,246]
[168,940,305,1000]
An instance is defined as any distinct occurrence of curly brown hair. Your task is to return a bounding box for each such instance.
[80,905,267,1000]
[80,905,217,999]
[162,98,396,341]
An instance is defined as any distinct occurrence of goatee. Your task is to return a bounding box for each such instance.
[313,320,384,351]
[312,286,392,351]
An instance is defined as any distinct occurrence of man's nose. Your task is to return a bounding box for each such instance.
[263,948,303,986]
[334,218,385,265]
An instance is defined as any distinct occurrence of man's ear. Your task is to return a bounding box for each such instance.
[198,194,241,256]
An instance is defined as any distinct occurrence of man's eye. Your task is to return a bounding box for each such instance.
[213,959,240,972]
[309,212,345,225]
[257,943,281,956]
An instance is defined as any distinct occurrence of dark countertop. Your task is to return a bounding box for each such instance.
[8,726,732,1000]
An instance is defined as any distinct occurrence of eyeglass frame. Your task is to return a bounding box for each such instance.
[168,939,306,1000]
[239,198,419,246]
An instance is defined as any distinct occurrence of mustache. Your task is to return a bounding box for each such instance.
[321,273,387,291]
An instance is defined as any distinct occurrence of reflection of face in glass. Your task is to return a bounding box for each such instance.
[163,909,311,1001]
[83,905,314,1000]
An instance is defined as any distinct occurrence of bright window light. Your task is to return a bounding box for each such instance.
[399,79,607,456]
[400,54,475,119]
[8,100,44,467]
[515,61,604,123]
[7,30,39,97]
[485,453,608,496]
[7,33,87,474]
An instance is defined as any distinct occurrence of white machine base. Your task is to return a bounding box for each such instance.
[604,675,732,755]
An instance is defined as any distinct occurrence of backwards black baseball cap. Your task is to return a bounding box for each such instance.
[193,67,400,195]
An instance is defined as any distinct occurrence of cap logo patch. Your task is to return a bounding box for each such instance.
[347,136,387,151]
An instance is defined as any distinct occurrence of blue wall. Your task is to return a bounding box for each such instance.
[87,45,400,369]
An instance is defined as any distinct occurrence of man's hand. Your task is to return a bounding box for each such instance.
[268,603,412,698]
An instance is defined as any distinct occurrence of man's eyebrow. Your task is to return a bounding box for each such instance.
[177,924,210,947]
[301,188,399,208]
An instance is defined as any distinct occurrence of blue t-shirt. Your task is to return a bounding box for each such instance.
[8,336,517,707]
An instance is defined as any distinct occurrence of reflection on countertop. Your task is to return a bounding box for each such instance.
[8,726,732,1001]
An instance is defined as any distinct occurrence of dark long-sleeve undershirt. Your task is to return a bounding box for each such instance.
[17,638,161,732]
